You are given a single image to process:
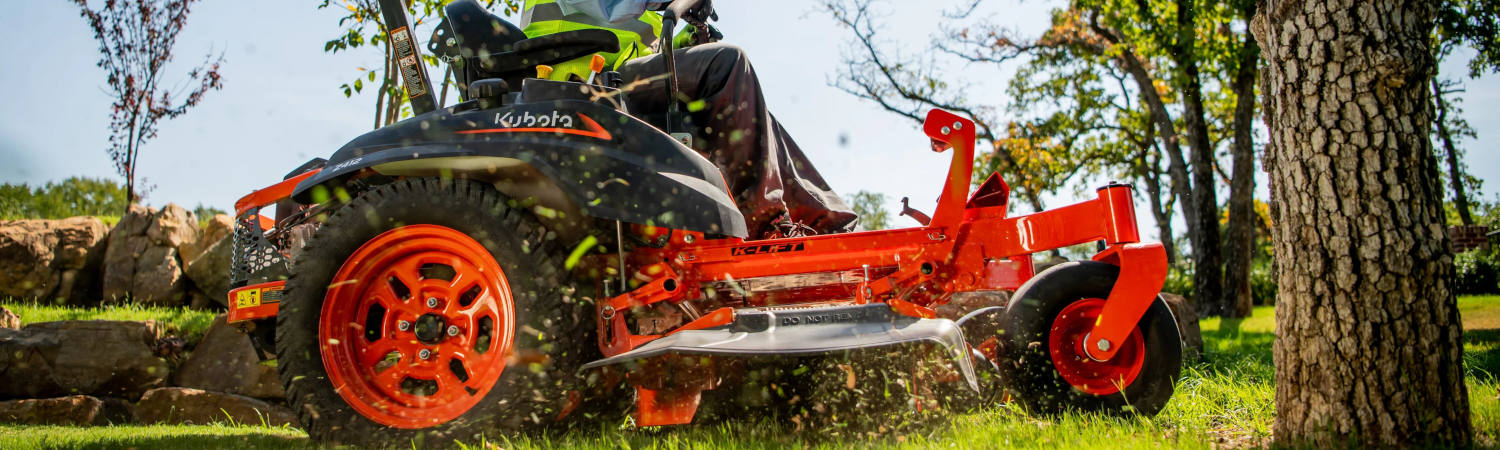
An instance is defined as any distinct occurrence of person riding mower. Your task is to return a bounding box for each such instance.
[515,0,859,238]
[221,0,1183,445]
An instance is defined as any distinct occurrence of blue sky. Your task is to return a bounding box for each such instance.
[2,1,1496,240]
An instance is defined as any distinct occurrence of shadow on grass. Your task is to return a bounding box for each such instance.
[1466,328,1500,380]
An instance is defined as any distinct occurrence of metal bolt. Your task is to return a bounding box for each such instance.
[447,325,460,337]
[418,348,432,360]
[397,320,411,331]
[426,297,439,308]
[953,121,963,130]
[683,234,696,244]
[940,126,951,135]
[1096,338,1112,352]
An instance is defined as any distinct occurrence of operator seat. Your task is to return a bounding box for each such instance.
[432,0,620,91]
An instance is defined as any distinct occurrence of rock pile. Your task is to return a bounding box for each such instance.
[0,206,234,308]
[0,312,296,428]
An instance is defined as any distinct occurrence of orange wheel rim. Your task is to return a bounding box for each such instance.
[319,225,515,429]
[1047,298,1145,396]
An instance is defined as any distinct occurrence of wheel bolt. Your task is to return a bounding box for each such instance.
[397,320,411,331]
[426,297,439,308]
[418,348,432,360]
[446,325,460,337]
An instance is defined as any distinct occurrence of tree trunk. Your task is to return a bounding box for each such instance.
[1252,0,1471,445]
[1135,125,1177,264]
[1223,0,1260,318]
[1174,0,1225,318]
[1431,78,1473,225]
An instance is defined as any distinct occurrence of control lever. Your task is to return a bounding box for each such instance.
[900,197,932,226]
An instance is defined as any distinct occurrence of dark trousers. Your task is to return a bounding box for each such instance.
[617,43,858,237]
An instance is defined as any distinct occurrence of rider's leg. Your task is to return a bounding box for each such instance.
[617,43,858,237]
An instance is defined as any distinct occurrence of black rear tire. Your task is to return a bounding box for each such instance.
[1000,261,1181,416]
[276,178,595,446]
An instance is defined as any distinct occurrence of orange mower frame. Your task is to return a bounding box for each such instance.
[227,109,1168,427]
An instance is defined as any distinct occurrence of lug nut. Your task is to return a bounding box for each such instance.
[397,320,411,331]
[426,297,439,308]
[446,325,460,337]
[418,348,432,360]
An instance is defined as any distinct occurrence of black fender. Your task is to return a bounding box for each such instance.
[291,98,748,237]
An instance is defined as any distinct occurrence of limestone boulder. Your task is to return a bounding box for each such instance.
[146,204,199,249]
[173,315,284,399]
[103,204,197,305]
[0,320,169,400]
[133,388,296,427]
[0,216,108,303]
[0,396,106,426]
[1160,293,1204,361]
[1,306,19,329]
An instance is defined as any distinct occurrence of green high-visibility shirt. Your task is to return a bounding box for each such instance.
[520,0,663,79]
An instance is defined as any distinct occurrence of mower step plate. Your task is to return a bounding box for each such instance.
[582,303,980,391]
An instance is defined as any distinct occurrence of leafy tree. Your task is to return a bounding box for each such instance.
[0,177,128,220]
[71,0,225,207]
[1429,0,1500,225]
[825,0,1260,316]
[193,203,227,222]
[320,0,517,128]
[845,190,891,231]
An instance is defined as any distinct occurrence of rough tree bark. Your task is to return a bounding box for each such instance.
[1223,0,1260,318]
[1431,78,1474,225]
[1252,0,1471,445]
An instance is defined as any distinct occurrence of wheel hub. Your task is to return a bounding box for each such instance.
[1048,298,1146,396]
[318,225,516,429]
[413,313,447,344]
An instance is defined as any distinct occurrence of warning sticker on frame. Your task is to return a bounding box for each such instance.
[390,28,427,98]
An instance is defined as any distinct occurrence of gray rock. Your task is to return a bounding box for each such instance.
[184,237,231,307]
[0,320,168,400]
[173,315,284,400]
[102,205,154,301]
[0,395,106,426]
[181,214,231,264]
[133,387,296,427]
[132,245,186,306]
[0,217,109,303]
[1160,293,1204,361]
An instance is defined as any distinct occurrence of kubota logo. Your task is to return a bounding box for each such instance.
[495,110,575,128]
[730,242,806,256]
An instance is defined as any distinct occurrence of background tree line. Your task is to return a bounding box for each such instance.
[828,0,1500,319]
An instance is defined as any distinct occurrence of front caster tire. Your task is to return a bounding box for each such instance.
[1001,261,1181,416]
[276,178,590,445]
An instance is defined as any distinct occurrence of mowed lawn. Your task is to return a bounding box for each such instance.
[2,296,1497,449]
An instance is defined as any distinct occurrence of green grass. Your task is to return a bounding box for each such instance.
[0,300,217,342]
[0,299,1496,449]
[0,424,305,450]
